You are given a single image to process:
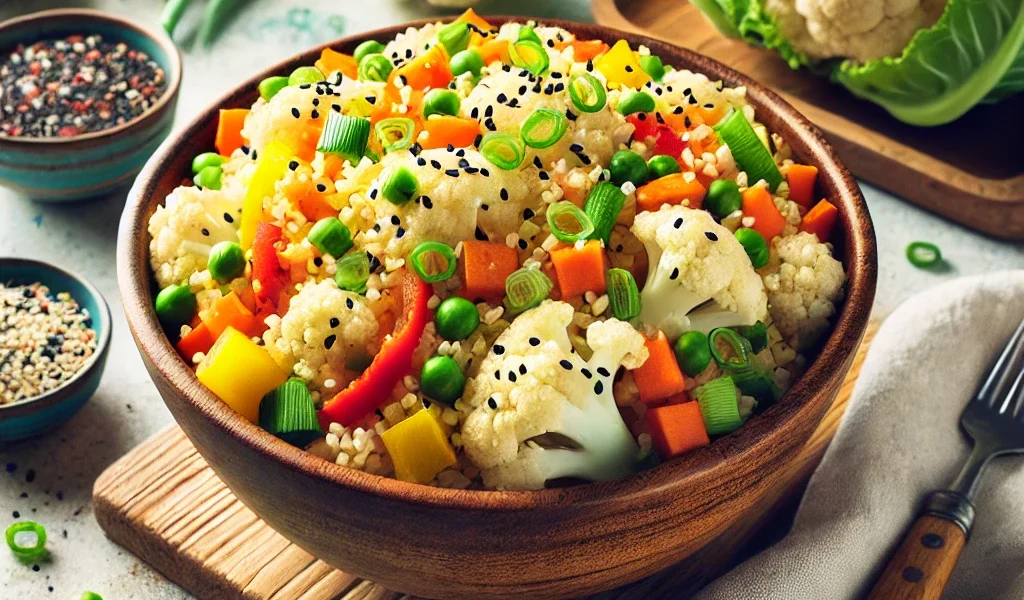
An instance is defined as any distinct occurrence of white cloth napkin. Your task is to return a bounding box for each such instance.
[697,271,1024,599]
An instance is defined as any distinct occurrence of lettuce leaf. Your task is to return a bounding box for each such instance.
[689,0,812,69]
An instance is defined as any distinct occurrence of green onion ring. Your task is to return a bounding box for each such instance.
[334,252,371,294]
[509,39,549,76]
[607,268,641,321]
[6,521,47,563]
[568,73,607,113]
[906,241,942,269]
[317,112,371,163]
[409,241,458,283]
[546,201,595,243]
[520,108,568,149]
[583,182,627,246]
[380,165,419,206]
[708,327,753,373]
[479,132,525,170]
[504,266,553,315]
[374,118,416,154]
[358,54,393,82]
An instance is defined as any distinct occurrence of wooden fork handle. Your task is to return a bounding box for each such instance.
[867,491,975,600]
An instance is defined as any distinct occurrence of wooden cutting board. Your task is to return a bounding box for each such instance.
[92,326,875,600]
[592,0,1024,241]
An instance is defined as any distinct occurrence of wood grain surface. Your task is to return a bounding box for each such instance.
[866,515,967,600]
[93,327,877,600]
[592,0,1024,241]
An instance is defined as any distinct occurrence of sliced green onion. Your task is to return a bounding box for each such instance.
[906,241,942,269]
[193,165,222,190]
[714,109,783,191]
[517,25,543,45]
[259,378,322,447]
[546,201,595,243]
[354,40,386,63]
[607,268,640,321]
[6,521,47,563]
[584,182,627,246]
[358,54,393,82]
[380,165,418,205]
[438,21,472,56]
[730,359,780,406]
[479,132,525,170]
[708,327,752,372]
[568,73,607,113]
[422,88,461,119]
[258,75,290,101]
[520,108,567,149]
[504,266,553,315]
[450,49,485,77]
[288,66,324,86]
[409,241,458,283]
[335,252,370,293]
[694,376,742,435]
[639,55,665,82]
[374,117,416,154]
[509,40,549,76]
[735,228,769,269]
[617,90,656,116]
[739,321,768,353]
[317,112,370,163]
[191,152,223,175]
[307,217,353,257]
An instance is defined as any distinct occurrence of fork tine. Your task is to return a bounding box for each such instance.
[977,317,1024,408]
[1003,365,1024,416]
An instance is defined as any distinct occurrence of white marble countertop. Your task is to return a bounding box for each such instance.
[2,1,1022,598]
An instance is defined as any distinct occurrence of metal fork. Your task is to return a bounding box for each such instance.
[868,317,1024,600]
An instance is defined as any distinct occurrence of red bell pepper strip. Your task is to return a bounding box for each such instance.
[317,269,432,429]
[251,222,287,310]
[627,113,687,160]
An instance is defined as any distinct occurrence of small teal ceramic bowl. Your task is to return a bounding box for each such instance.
[0,9,182,202]
[0,258,112,442]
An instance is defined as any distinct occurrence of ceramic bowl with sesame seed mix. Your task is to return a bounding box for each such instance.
[147,11,847,491]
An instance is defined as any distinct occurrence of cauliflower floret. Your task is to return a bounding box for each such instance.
[148,186,243,288]
[262,279,379,392]
[658,68,749,115]
[242,85,326,159]
[762,231,846,350]
[765,0,947,62]
[631,205,768,339]
[382,23,441,68]
[363,148,543,258]
[459,300,649,490]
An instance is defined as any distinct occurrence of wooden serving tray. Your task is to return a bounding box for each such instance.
[593,0,1024,241]
[92,328,875,599]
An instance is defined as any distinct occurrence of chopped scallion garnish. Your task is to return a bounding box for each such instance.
[5,521,47,563]
[708,327,752,372]
[607,268,641,321]
[517,25,543,46]
[639,54,666,82]
[258,379,323,447]
[438,21,472,56]
[374,117,416,154]
[307,217,353,258]
[479,132,525,170]
[317,112,371,163]
[568,73,607,113]
[738,321,768,353]
[520,108,568,149]
[358,53,393,82]
[334,252,371,293]
[906,241,942,269]
[504,266,553,315]
[509,39,549,76]
[546,201,595,243]
[409,241,458,283]
[380,165,418,205]
[583,182,626,246]
[714,109,783,191]
[694,376,743,435]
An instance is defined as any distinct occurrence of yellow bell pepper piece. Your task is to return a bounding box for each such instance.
[593,40,651,90]
[380,409,457,484]
[240,140,293,249]
[197,327,289,422]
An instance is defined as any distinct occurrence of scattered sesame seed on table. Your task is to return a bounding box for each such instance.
[0,34,167,138]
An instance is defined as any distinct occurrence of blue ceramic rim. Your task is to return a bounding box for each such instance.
[0,257,112,418]
[0,8,182,148]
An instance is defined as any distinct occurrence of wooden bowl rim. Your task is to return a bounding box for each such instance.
[117,16,876,511]
[0,8,182,149]
[0,257,113,418]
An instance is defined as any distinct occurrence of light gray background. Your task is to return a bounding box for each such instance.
[2,1,1022,598]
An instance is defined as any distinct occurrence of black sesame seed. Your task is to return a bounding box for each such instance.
[655,112,665,124]
[288,160,299,171]
[422,196,433,208]
[430,159,442,169]
[533,156,543,168]
[391,215,400,225]
[314,257,324,267]
[480,168,490,177]
[458,158,470,168]
[597,367,611,377]
[417,157,427,166]
[684,116,692,128]
[637,112,647,121]
[673,106,684,115]
[346,298,354,309]
[581,368,592,379]
[569,143,583,152]
[473,134,483,147]
[494,344,505,355]
[329,317,340,327]
[705,231,719,241]
[201,228,210,236]
[291,107,300,118]
[539,171,549,180]
[594,381,604,394]
[316,183,327,192]
[496,93,507,103]
[300,84,311,89]
[546,39,555,48]
[674,218,684,228]
[500,188,509,201]
[624,65,634,72]
[481,203,489,211]
[565,109,577,121]
[519,364,527,375]
[223,212,234,223]
[464,166,479,174]
[670,267,680,280]
[332,104,341,112]
[484,105,494,117]
[518,85,528,95]
[324,334,337,350]
[508,371,517,383]
[369,188,378,200]
[518,239,528,250]
[495,370,501,380]
[523,208,535,219]
[475,226,488,241]
[488,397,498,409]
[445,169,460,177]
[396,227,406,238]
[559,359,573,370]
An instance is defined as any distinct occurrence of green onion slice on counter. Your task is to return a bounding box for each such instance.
[546,201,595,243]
[380,166,419,206]
[307,217,354,258]
[520,108,568,149]
[906,241,942,269]
[568,73,607,113]
[583,182,627,246]
[607,268,641,321]
[713,109,783,191]
[438,21,472,56]
[509,40,549,76]
[358,54,393,82]
[334,252,371,294]
[694,376,743,435]
[317,112,371,163]
[409,241,458,283]
[504,266,553,315]
[5,521,47,563]
[259,378,323,447]
[616,90,656,116]
[374,117,416,154]
[479,132,525,170]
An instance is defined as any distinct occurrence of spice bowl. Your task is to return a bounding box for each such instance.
[0,9,181,202]
[0,258,112,442]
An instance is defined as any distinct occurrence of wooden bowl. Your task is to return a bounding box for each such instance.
[0,9,181,202]
[117,18,876,600]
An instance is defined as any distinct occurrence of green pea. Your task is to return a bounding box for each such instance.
[155,284,197,332]
[609,150,649,187]
[258,76,290,101]
[354,40,386,63]
[193,166,222,190]
[358,54,393,82]
[617,90,655,116]
[705,179,743,219]
[207,241,246,284]
[647,155,680,179]
[639,55,665,82]
[420,356,466,405]
[422,88,461,119]
[450,49,484,77]
[191,152,223,175]
[435,297,480,341]
[288,66,324,87]
[735,228,770,269]
[674,331,711,377]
